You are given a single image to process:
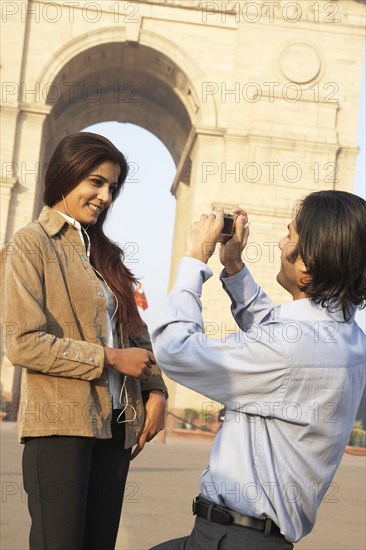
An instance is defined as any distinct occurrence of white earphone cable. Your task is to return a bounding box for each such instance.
[60,194,137,422]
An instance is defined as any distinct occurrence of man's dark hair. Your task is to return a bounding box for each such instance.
[289,190,366,321]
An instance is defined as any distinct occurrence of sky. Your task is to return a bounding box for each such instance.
[84,48,366,333]
[83,120,177,331]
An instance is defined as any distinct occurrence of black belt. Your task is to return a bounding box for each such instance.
[192,496,280,538]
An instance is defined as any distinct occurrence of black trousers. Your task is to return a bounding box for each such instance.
[22,411,131,550]
[150,516,294,550]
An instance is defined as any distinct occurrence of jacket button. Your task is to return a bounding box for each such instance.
[88,357,94,364]
[75,354,80,360]
[97,290,103,297]
[63,351,68,358]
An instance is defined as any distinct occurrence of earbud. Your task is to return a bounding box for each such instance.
[61,194,76,226]
[61,194,91,258]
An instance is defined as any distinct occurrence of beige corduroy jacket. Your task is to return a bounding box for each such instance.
[1,206,167,446]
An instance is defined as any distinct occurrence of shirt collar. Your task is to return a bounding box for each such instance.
[55,210,82,231]
[277,298,356,323]
[38,206,89,255]
[55,211,85,248]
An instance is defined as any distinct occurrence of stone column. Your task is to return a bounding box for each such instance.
[167,129,232,410]
[1,104,21,244]
[9,104,51,233]
[1,103,50,403]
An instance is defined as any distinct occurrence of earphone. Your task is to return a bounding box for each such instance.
[60,194,137,423]
[116,376,138,424]
[61,194,91,258]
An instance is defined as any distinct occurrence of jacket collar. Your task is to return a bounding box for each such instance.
[38,206,78,237]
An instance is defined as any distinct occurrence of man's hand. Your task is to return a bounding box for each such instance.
[219,208,250,276]
[186,208,225,263]
[131,390,167,460]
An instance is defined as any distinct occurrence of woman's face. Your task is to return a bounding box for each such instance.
[53,161,120,225]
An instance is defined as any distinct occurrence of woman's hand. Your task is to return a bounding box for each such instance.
[131,390,167,460]
[104,347,155,380]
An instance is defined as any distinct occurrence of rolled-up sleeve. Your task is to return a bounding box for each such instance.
[1,233,104,380]
[151,258,289,408]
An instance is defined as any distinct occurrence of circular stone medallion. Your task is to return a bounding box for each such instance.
[280,43,321,84]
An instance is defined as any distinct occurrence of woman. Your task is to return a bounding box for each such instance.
[1,132,168,550]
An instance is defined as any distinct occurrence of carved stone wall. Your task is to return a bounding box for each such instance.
[1,0,365,411]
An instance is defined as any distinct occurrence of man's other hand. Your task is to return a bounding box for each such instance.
[186,208,224,263]
[219,208,250,276]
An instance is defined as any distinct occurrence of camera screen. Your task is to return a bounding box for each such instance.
[222,214,234,236]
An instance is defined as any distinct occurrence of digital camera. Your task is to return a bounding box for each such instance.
[221,212,235,237]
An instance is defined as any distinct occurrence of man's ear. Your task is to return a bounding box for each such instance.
[299,259,312,284]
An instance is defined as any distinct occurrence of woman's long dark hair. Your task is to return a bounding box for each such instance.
[43,132,145,337]
[289,190,366,321]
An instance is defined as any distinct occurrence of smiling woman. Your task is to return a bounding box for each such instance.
[43,132,143,336]
[53,161,120,224]
[2,132,168,550]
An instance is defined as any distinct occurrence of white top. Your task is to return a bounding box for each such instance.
[152,257,366,543]
[98,279,123,409]
[56,211,123,409]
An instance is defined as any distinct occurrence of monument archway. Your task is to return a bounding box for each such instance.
[1,31,217,410]
[1,0,365,415]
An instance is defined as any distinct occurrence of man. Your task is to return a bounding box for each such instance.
[151,190,366,549]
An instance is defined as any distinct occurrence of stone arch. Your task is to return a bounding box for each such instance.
[7,30,219,413]
[32,29,218,215]
[2,0,365,417]
[36,27,217,131]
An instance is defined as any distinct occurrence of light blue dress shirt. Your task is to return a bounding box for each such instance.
[152,257,366,542]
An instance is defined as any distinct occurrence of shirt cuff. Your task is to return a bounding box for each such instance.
[220,265,258,302]
[220,266,246,280]
[175,257,213,297]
